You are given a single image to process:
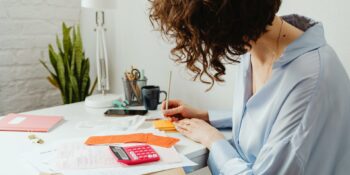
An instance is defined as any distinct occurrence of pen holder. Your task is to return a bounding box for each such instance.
[122,77,147,106]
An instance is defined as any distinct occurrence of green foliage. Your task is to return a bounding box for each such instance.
[40,22,97,104]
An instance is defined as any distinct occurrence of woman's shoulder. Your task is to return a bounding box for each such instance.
[284,44,350,95]
[292,44,349,85]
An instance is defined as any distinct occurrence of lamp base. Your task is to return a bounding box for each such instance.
[85,94,122,108]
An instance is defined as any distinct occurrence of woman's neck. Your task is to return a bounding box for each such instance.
[249,16,304,66]
[248,16,304,95]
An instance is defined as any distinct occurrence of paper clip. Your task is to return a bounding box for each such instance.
[28,134,44,144]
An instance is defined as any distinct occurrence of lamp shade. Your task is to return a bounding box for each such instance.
[81,0,117,10]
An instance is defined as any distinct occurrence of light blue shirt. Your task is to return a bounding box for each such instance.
[207,15,350,175]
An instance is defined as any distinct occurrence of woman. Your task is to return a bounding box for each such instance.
[149,0,350,174]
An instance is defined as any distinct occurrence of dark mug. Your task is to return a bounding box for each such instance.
[141,86,167,110]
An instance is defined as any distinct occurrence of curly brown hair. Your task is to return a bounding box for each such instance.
[149,0,281,90]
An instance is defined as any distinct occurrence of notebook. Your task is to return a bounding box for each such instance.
[0,113,63,132]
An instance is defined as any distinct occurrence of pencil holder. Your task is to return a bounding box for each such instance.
[122,77,147,106]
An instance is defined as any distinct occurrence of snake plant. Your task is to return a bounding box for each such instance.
[40,22,97,104]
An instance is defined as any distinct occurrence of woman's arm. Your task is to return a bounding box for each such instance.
[177,73,322,174]
[161,99,210,121]
[208,110,233,128]
[207,75,321,174]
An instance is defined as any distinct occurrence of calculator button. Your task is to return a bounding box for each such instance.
[130,152,138,160]
[152,154,157,158]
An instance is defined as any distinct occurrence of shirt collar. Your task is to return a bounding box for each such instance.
[240,15,327,69]
[273,15,327,68]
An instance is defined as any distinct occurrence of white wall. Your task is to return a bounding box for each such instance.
[81,0,235,111]
[0,0,81,115]
[81,0,350,111]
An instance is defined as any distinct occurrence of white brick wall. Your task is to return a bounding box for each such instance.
[0,0,81,115]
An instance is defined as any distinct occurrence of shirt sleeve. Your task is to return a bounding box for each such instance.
[208,110,232,128]
[208,75,321,175]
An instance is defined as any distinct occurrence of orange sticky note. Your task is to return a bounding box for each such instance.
[153,120,177,131]
[85,135,114,145]
[109,133,149,143]
[85,133,148,145]
[85,133,179,148]
[146,134,179,148]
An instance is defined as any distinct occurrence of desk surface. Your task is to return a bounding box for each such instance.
[0,102,231,175]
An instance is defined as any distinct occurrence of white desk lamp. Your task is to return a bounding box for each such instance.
[82,0,121,108]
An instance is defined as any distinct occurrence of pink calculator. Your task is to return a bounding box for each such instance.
[109,144,160,165]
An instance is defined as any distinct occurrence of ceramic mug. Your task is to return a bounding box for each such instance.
[141,86,167,110]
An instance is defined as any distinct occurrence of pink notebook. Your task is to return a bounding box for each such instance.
[0,113,63,132]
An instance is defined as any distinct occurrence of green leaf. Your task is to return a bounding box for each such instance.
[47,75,59,89]
[62,22,73,66]
[71,47,76,75]
[74,25,83,80]
[89,77,98,96]
[63,53,71,76]
[61,92,67,104]
[80,59,90,100]
[48,44,58,74]
[71,27,76,70]
[62,23,72,53]
[39,59,56,78]
[56,53,66,96]
[56,34,64,57]
[85,79,90,98]
[69,74,80,102]
[67,82,73,104]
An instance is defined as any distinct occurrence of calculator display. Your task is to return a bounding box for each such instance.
[111,146,130,160]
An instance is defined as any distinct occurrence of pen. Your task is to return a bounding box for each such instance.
[166,71,172,110]
[145,118,163,121]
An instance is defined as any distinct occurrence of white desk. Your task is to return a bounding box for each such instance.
[0,102,231,175]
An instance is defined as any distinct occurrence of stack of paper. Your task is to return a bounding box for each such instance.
[22,130,196,175]
[153,120,177,131]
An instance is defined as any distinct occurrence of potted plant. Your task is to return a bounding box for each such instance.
[40,22,97,104]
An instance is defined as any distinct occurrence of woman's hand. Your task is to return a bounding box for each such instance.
[174,118,225,149]
[161,99,209,121]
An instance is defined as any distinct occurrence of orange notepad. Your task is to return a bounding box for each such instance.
[85,133,179,148]
[0,113,63,132]
[153,120,177,131]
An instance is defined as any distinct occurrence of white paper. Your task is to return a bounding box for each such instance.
[21,149,58,173]
[61,154,196,175]
[95,127,160,136]
[53,139,183,170]
[76,115,145,131]
[24,149,195,175]
[22,134,196,175]
[53,141,120,170]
